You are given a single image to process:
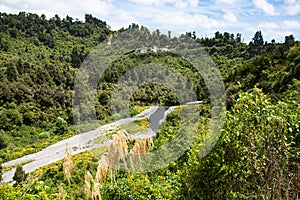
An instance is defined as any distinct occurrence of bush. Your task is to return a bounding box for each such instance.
[181,88,300,199]
[0,132,7,149]
[53,117,68,135]
[13,166,27,184]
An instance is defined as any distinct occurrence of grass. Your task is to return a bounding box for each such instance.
[119,119,150,135]
[90,146,108,158]
[31,150,95,179]
[93,130,117,144]
[133,105,151,114]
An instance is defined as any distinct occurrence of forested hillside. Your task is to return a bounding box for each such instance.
[0,12,299,199]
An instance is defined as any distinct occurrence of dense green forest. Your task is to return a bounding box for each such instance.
[0,12,299,199]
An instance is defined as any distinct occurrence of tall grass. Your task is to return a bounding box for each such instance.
[58,185,65,200]
[107,130,132,180]
[84,171,93,200]
[129,138,153,172]
[63,143,73,184]
[96,157,108,184]
[88,130,154,199]
[92,183,101,200]
[58,130,155,199]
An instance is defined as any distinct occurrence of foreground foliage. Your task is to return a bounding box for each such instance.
[182,88,299,199]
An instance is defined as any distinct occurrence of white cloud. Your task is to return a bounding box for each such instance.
[257,22,278,29]
[255,20,300,31]
[127,0,164,6]
[265,31,294,42]
[216,0,236,4]
[245,27,275,42]
[282,20,300,28]
[223,11,238,22]
[188,0,199,7]
[174,1,188,8]
[285,0,297,4]
[108,10,136,29]
[253,0,278,15]
[127,0,198,8]
[246,19,300,42]
[0,0,299,43]
[284,0,300,15]
[0,0,138,30]
[154,11,227,29]
[0,0,113,20]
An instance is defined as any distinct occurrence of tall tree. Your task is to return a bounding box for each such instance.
[252,31,264,46]
[214,31,223,39]
[236,33,242,43]
[284,34,295,47]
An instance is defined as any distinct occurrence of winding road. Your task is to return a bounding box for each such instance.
[1,102,201,183]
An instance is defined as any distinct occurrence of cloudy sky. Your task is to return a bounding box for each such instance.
[1,0,300,42]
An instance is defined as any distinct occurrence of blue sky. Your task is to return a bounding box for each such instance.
[1,0,300,42]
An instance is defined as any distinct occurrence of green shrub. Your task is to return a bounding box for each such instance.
[181,88,300,199]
